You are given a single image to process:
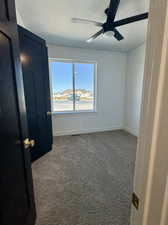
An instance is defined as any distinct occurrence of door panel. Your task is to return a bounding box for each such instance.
[0,0,9,21]
[0,0,36,225]
[18,26,53,162]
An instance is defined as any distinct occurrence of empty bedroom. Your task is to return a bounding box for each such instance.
[15,0,148,224]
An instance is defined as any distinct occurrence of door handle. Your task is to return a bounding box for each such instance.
[23,138,35,149]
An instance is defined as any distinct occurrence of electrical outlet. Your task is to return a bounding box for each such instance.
[132,192,139,210]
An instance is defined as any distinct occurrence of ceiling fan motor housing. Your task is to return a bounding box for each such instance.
[103,23,114,33]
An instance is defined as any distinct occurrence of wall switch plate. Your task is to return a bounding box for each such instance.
[132,192,139,210]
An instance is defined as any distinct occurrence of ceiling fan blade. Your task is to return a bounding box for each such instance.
[107,0,120,22]
[113,28,124,41]
[113,13,149,27]
[72,18,103,27]
[86,29,104,43]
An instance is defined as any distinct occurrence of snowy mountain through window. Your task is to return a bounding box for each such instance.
[49,60,96,112]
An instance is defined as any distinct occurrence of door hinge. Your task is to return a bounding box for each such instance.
[47,111,52,116]
[132,192,139,210]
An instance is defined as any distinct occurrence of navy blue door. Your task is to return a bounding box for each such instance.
[18,26,53,162]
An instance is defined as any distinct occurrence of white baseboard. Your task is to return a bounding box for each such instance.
[124,126,138,137]
[53,126,122,136]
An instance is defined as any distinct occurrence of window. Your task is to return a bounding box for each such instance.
[49,59,96,113]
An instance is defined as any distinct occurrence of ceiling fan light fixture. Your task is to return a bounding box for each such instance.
[103,30,115,38]
[86,37,94,43]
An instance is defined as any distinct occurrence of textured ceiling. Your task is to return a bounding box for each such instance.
[16,0,150,52]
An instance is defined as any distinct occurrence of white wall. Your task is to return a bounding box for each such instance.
[16,9,25,27]
[124,44,146,137]
[48,45,127,136]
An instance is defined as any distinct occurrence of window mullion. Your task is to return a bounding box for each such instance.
[72,63,75,111]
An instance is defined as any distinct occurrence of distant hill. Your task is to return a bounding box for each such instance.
[53,89,93,100]
[54,89,92,96]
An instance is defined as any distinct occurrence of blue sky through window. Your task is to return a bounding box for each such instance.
[50,62,94,93]
[75,63,94,93]
[50,62,72,93]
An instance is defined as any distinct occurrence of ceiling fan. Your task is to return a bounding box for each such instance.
[72,0,148,42]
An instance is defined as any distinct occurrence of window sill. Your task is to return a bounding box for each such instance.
[52,110,97,115]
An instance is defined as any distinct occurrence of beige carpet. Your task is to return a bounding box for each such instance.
[32,130,137,225]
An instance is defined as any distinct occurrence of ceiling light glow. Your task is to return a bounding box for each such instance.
[103,31,115,38]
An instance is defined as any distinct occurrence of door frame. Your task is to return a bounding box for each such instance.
[131,0,168,225]
[0,0,36,224]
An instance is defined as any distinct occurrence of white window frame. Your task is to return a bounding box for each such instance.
[49,58,97,114]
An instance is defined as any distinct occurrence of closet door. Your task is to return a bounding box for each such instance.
[18,26,53,162]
